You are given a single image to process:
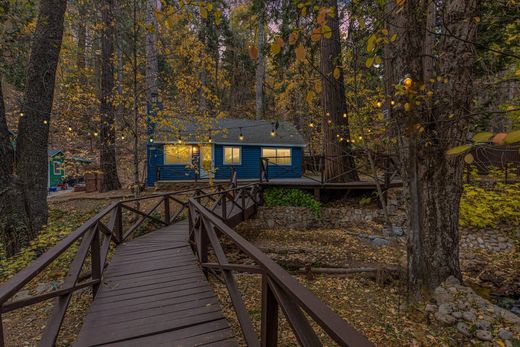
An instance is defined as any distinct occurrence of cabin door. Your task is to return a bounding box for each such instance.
[199,144,213,179]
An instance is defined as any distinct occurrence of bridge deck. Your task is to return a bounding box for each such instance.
[75,220,237,347]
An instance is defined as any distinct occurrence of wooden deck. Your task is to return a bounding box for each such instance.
[74,220,237,346]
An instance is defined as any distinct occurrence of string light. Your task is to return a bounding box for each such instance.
[20,112,24,117]
[43,120,48,125]
[121,135,125,140]
[343,113,347,118]
[93,132,98,136]
[403,77,413,88]
[309,122,315,128]
[149,138,154,143]
[376,101,382,108]
[68,127,72,132]
[390,100,395,106]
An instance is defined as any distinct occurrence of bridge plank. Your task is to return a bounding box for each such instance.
[74,221,237,347]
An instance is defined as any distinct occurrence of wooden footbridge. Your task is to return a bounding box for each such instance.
[0,184,373,346]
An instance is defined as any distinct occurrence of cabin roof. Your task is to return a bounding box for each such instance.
[48,149,64,157]
[154,118,306,147]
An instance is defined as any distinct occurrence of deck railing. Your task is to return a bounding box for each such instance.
[188,185,374,347]
[0,184,228,347]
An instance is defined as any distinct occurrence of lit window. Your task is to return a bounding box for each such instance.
[54,162,63,175]
[261,148,291,165]
[223,146,241,165]
[164,144,193,165]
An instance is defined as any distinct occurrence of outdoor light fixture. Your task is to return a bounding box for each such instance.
[192,146,199,153]
[403,77,413,88]
[177,137,182,144]
[149,138,154,143]
[239,127,244,141]
[271,123,276,136]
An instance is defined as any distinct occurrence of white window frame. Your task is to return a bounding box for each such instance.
[53,161,63,175]
[223,146,242,165]
[261,147,292,166]
[163,144,193,165]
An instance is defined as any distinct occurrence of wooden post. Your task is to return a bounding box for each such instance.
[199,218,209,277]
[164,195,171,224]
[261,275,278,347]
[241,189,246,221]
[259,158,264,183]
[115,204,123,243]
[221,192,227,221]
[91,226,101,297]
[0,312,5,347]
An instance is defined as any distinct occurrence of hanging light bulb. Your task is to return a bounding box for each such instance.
[309,122,315,128]
[94,132,98,136]
[177,136,182,144]
[343,113,347,118]
[239,127,244,141]
[271,123,276,137]
[403,77,413,89]
[390,100,395,106]
[20,112,24,117]
[149,138,154,143]
[376,101,382,108]
[68,127,72,132]
[121,135,125,140]
[43,120,48,125]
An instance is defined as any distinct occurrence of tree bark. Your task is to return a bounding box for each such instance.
[385,0,477,295]
[145,0,159,102]
[1,0,68,256]
[319,0,358,182]
[99,0,121,192]
[255,6,265,120]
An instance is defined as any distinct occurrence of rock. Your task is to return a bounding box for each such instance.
[477,237,484,244]
[498,242,509,250]
[434,287,454,305]
[425,304,437,313]
[476,319,491,330]
[456,322,472,337]
[266,219,275,228]
[438,303,454,315]
[445,276,460,286]
[390,226,405,236]
[452,311,463,319]
[458,301,471,310]
[434,312,457,326]
[462,311,476,322]
[371,237,389,247]
[498,329,513,341]
[475,330,492,341]
[497,308,520,324]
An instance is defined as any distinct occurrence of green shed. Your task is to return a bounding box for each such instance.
[48,150,65,188]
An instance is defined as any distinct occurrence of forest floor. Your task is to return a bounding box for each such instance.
[1,197,519,346]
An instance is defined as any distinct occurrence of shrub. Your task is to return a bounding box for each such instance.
[263,188,321,217]
[460,183,520,228]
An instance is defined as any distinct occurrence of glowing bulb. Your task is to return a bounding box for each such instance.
[208,137,212,143]
[404,77,413,88]
[271,130,276,137]
[343,113,347,118]
[178,138,182,144]
[309,122,315,128]
[94,132,98,136]
[149,138,154,142]
[20,112,24,117]
[239,134,244,141]
[339,137,344,142]
[68,127,72,131]
[43,120,48,125]
[121,135,125,140]
[390,100,395,106]
[327,119,332,124]
[359,136,362,140]
[376,101,382,108]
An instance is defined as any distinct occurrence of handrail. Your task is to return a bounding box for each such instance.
[188,185,373,346]
[0,184,228,347]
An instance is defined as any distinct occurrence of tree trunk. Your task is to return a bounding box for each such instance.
[99,0,121,192]
[145,0,159,102]
[319,0,358,182]
[0,79,30,257]
[385,0,477,295]
[1,0,68,256]
[255,7,265,120]
[77,2,86,72]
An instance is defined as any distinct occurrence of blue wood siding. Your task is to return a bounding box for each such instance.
[213,144,302,180]
[147,143,303,186]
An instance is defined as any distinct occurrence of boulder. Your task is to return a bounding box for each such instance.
[474,330,492,341]
[456,322,472,337]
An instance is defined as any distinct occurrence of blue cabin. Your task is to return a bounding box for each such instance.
[146,118,305,186]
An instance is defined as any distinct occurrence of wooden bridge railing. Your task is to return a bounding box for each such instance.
[0,184,229,347]
[188,185,374,347]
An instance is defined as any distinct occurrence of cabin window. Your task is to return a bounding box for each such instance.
[261,148,292,165]
[164,144,193,165]
[53,162,63,175]
[223,146,241,165]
